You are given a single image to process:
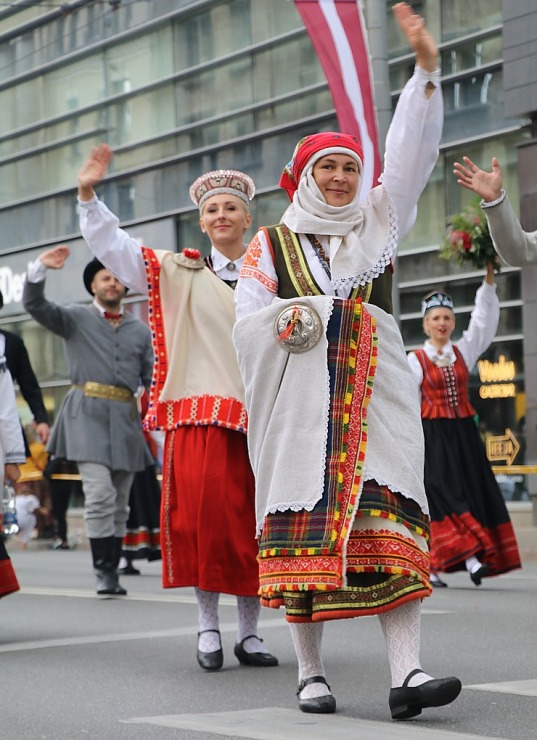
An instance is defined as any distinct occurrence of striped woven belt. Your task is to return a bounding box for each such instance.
[73,381,133,403]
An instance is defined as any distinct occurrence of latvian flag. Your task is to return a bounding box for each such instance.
[295,0,382,198]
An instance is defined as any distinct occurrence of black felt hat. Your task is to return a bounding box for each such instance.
[83,258,107,295]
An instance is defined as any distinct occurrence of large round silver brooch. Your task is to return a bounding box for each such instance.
[274,304,322,354]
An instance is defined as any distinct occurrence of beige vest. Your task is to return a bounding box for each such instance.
[143,247,247,433]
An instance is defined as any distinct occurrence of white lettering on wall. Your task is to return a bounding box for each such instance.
[0,266,27,305]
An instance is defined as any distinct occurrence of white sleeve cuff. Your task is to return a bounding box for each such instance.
[77,194,99,208]
[481,190,506,209]
[25,259,48,283]
[414,64,441,88]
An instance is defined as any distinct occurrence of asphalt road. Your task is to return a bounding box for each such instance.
[2,546,536,740]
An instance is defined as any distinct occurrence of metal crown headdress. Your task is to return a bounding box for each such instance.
[421,290,454,316]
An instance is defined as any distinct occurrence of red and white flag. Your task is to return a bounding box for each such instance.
[295,0,382,197]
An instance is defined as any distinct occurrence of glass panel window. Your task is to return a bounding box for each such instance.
[254,34,324,100]
[108,84,176,147]
[176,56,254,126]
[105,27,174,94]
[442,69,530,144]
[442,35,502,76]
[44,56,105,119]
[0,110,103,159]
[174,0,251,69]
[251,0,303,42]
[441,0,501,42]
[0,54,104,132]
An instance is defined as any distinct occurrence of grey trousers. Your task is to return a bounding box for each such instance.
[77,462,134,539]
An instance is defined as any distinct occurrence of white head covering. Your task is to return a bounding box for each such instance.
[280,146,397,290]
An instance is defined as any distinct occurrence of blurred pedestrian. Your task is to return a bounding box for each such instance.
[14,486,47,549]
[44,456,78,550]
[23,248,153,595]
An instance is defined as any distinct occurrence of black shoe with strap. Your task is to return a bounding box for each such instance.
[234,635,278,667]
[470,563,490,586]
[389,669,462,720]
[297,676,336,714]
[197,629,223,671]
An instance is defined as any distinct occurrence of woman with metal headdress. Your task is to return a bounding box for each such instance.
[408,263,521,587]
[234,2,461,722]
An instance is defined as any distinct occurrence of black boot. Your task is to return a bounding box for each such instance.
[89,537,127,596]
[113,537,124,568]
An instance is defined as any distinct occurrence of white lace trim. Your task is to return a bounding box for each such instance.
[332,194,399,291]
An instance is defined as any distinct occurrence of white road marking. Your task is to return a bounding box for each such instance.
[123,706,509,739]
[465,679,537,697]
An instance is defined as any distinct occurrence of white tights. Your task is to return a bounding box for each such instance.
[195,588,268,654]
[290,600,432,699]
[378,600,432,687]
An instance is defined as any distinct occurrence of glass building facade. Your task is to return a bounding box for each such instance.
[0,0,531,497]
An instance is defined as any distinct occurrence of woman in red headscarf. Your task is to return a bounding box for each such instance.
[234,2,461,722]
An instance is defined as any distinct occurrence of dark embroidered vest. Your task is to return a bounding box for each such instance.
[263,224,393,313]
[414,346,476,419]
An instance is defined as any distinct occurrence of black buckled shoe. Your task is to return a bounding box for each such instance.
[234,635,278,667]
[297,676,336,714]
[470,563,490,586]
[197,629,223,671]
[389,669,462,720]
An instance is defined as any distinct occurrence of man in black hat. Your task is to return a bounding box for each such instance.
[22,245,153,596]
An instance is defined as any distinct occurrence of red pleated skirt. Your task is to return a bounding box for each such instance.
[160,425,260,596]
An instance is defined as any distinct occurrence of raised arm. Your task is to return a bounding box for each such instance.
[456,262,500,371]
[393,2,438,76]
[454,156,537,266]
[78,143,114,203]
[78,145,148,294]
[22,246,77,339]
[382,4,442,239]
